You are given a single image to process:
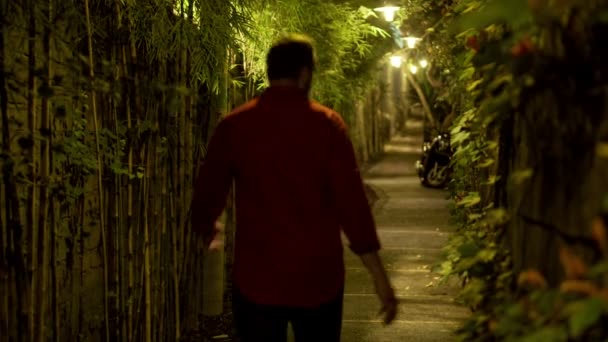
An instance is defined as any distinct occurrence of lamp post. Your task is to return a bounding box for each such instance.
[374,2,400,22]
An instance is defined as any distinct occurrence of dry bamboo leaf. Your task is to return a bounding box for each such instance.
[592,288,608,303]
[488,319,498,332]
[591,216,608,254]
[517,269,548,289]
[559,246,589,279]
[560,280,599,295]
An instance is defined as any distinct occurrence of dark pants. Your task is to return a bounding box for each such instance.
[232,288,344,342]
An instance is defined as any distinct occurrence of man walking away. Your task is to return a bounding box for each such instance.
[191,34,398,342]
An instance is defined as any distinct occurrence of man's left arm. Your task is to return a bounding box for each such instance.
[190,118,234,248]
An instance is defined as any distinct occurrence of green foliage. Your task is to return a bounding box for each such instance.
[420,0,608,340]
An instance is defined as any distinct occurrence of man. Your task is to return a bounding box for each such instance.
[191,34,397,342]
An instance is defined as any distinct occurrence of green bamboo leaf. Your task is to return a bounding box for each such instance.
[510,169,533,185]
[478,159,495,168]
[457,192,481,207]
[483,175,500,185]
[467,79,483,92]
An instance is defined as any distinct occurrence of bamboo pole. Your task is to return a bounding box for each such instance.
[202,46,228,318]
[143,142,152,342]
[0,5,10,338]
[35,0,53,339]
[110,43,121,342]
[83,0,110,340]
[0,198,6,339]
[48,102,57,342]
[152,113,161,341]
[166,148,180,340]
[26,0,38,337]
[1,7,29,338]
[125,25,139,342]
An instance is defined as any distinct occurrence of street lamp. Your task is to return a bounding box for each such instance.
[403,36,421,49]
[374,2,400,22]
[390,55,402,68]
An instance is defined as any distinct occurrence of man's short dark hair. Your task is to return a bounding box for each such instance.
[267,34,316,81]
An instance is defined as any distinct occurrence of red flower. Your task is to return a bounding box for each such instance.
[466,36,479,52]
[511,37,535,57]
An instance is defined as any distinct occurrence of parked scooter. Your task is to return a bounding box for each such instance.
[415,132,452,188]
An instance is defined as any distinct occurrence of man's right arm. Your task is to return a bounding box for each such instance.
[326,113,398,324]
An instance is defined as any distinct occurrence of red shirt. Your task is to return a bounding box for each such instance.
[191,86,381,307]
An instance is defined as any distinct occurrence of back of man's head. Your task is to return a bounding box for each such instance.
[266,34,316,81]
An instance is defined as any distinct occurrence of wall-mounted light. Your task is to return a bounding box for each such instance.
[374,3,400,22]
[403,37,421,49]
[419,59,428,68]
[390,55,402,68]
[409,64,418,74]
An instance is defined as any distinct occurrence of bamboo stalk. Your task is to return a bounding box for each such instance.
[149,116,159,341]
[26,0,38,337]
[49,200,58,342]
[44,5,58,340]
[142,144,152,342]
[109,25,121,342]
[83,1,110,341]
[78,194,85,341]
[1,7,29,338]
[35,0,52,338]
[202,46,229,318]
[169,129,180,341]
[113,110,123,342]
[0,6,10,338]
[0,198,6,340]
[124,23,138,342]
[47,46,57,342]
[152,132,164,341]
[49,165,58,342]
[112,153,121,340]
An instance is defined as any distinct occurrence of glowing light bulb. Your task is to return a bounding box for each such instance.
[404,37,421,49]
[390,55,402,68]
[420,59,428,68]
[409,65,418,74]
[374,6,400,22]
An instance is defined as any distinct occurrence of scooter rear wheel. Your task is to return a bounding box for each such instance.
[423,162,449,188]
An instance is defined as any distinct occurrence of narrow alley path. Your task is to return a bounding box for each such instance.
[340,116,469,341]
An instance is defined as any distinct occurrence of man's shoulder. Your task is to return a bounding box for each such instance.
[225,98,260,120]
[215,98,259,131]
[309,101,346,128]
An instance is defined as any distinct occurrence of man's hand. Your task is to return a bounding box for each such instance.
[374,276,398,325]
[197,221,225,252]
[359,251,398,325]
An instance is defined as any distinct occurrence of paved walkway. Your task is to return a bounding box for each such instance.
[339,117,468,341]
